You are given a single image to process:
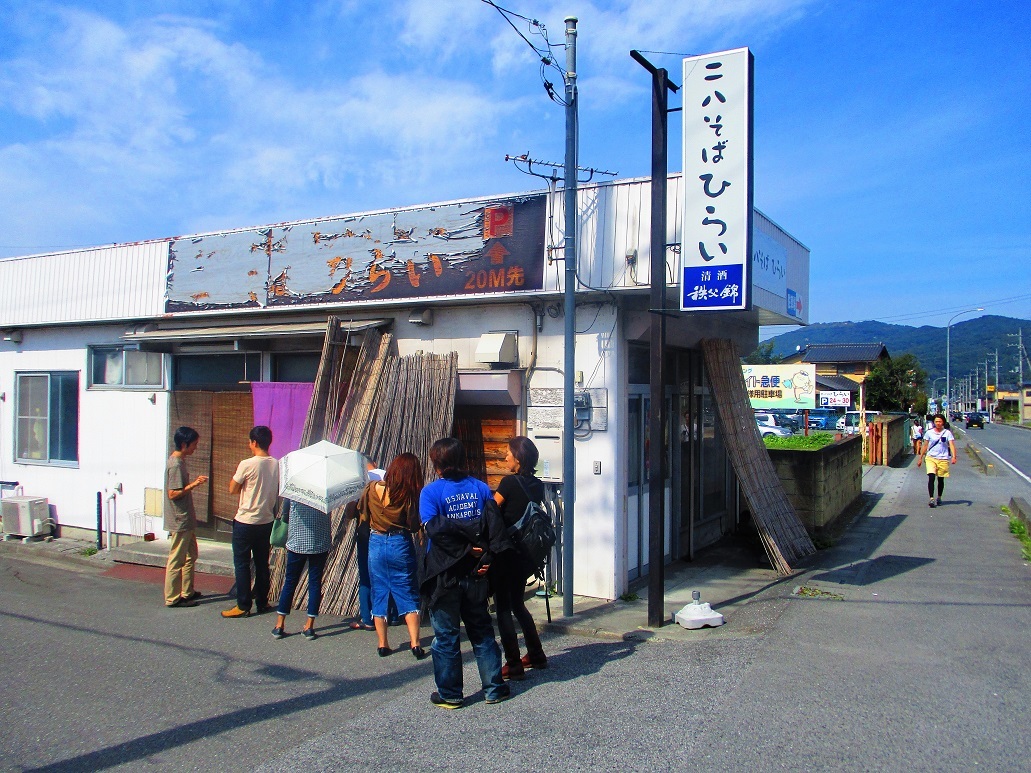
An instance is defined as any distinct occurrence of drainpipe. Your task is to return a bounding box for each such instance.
[96,492,103,550]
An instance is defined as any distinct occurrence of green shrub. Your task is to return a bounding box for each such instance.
[763,432,835,451]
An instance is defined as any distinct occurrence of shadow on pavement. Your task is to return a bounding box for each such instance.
[811,554,935,586]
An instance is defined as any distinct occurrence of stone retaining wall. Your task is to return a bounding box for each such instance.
[768,434,863,534]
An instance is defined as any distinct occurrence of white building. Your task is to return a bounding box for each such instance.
[0,174,808,600]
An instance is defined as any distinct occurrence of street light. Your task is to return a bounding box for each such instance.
[931,376,946,397]
[946,307,984,414]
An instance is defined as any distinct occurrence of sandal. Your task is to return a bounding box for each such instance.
[349,621,375,631]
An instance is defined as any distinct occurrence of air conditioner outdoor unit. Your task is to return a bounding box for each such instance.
[2,497,50,538]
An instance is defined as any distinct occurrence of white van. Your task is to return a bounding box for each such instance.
[836,410,880,434]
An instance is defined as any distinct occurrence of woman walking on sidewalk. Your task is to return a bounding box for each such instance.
[917,413,957,508]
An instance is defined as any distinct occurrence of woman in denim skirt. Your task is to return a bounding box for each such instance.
[357,453,427,658]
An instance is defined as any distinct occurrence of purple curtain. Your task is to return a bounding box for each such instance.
[251,382,315,460]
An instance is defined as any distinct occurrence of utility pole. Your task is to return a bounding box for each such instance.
[561,16,578,619]
[630,49,679,628]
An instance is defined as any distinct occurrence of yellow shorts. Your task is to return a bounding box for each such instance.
[925,457,950,477]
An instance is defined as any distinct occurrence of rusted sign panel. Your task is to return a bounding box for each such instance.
[166,195,547,312]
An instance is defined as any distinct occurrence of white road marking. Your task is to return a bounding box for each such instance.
[979,444,1031,485]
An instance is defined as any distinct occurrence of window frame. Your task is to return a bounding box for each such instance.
[87,345,167,390]
[14,371,80,467]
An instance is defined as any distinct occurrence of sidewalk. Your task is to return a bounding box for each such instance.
[0,468,879,641]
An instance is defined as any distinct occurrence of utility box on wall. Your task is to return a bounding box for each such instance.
[527,428,562,483]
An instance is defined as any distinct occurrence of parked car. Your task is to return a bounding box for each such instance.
[965,412,985,429]
[837,410,881,435]
[771,410,803,431]
[757,421,793,438]
[755,413,794,434]
[807,408,840,430]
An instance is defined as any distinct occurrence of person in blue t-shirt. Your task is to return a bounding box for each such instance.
[419,437,509,709]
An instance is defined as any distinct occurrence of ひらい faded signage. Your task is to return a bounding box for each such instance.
[165,195,547,312]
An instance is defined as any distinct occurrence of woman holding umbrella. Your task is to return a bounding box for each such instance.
[273,441,369,640]
[356,453,427,658]
[272,499,331,640]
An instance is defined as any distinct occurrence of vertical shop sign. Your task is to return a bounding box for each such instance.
[681,47,753,311]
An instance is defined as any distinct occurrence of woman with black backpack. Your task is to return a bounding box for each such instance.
[493,436,549,681]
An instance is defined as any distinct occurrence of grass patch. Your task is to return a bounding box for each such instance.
[1007,513,1031,561]
[763,432,835,451]
[77,546,98,557]
[619,592,640,602]
[793,585,844,600]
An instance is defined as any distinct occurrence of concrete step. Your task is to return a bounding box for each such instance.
[108,537,235,577]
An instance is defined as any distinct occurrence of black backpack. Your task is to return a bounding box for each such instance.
[507,476,556,582]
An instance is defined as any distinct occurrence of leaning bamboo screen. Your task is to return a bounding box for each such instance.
[269,320,460,616]
[701,338,816,574]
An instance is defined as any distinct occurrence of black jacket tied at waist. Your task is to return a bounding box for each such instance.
[420,498,513,606]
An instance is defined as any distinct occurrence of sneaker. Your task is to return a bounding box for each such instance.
[936,497,942,507]
[520,653,548,670]
[166,598,199,608]
[430,692,463,710]
[485,687,511,705]
[302,628,317,641]
[272,626,285,639]
[928,498,936,508]
[221,606,251,618]
[183,591,203,601]
[254,605,271,615]
[501,662,526,681]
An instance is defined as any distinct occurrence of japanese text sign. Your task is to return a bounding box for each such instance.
[742,364,816,410]
[681,47,753,312]
[165,195,546,312]
[819,391,852,408]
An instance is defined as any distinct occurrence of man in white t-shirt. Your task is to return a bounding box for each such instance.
[916,414,956,508]
[223,426,280,618]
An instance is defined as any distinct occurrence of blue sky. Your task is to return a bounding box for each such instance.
[1,0,1028,328]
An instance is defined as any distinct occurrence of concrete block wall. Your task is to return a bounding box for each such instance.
[768,435,863,533]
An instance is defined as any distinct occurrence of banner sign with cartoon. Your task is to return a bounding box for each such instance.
[742,364,816,410]
[164,194,547,312]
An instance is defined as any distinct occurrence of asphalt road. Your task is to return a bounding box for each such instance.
[1,451,1028,772]
[959,422,1031,489]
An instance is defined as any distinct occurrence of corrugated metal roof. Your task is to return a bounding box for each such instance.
[796,343,889,363]
[0,241,168,327]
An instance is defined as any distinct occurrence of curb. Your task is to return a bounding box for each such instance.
[1010,497,1031,531]
[965,443,995,475]
[0,538,114,572]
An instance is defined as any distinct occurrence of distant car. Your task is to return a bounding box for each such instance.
[965,413,985,429]
[837,410,881,435]
[757,422,793,438]
[771,410,803,431]
[806,409,839,430]
[758,412,795,437]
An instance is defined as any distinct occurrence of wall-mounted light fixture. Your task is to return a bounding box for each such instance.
[408,308,433,326]
[2,330,23,344]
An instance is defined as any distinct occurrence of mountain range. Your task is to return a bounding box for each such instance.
[765,315,1031,388]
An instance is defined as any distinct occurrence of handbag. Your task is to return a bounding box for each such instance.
[270,500,289,549]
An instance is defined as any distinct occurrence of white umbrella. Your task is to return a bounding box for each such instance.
[279,440,369,513]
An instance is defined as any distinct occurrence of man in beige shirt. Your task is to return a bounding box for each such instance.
[223,426,280,618]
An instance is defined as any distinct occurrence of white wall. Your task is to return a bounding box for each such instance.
[0,325,169,536]
[393,301,623,600]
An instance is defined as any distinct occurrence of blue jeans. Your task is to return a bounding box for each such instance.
[369,531,420,619]
[428,576,506,703]
[277,550,328,618]
[231,520,273,612]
